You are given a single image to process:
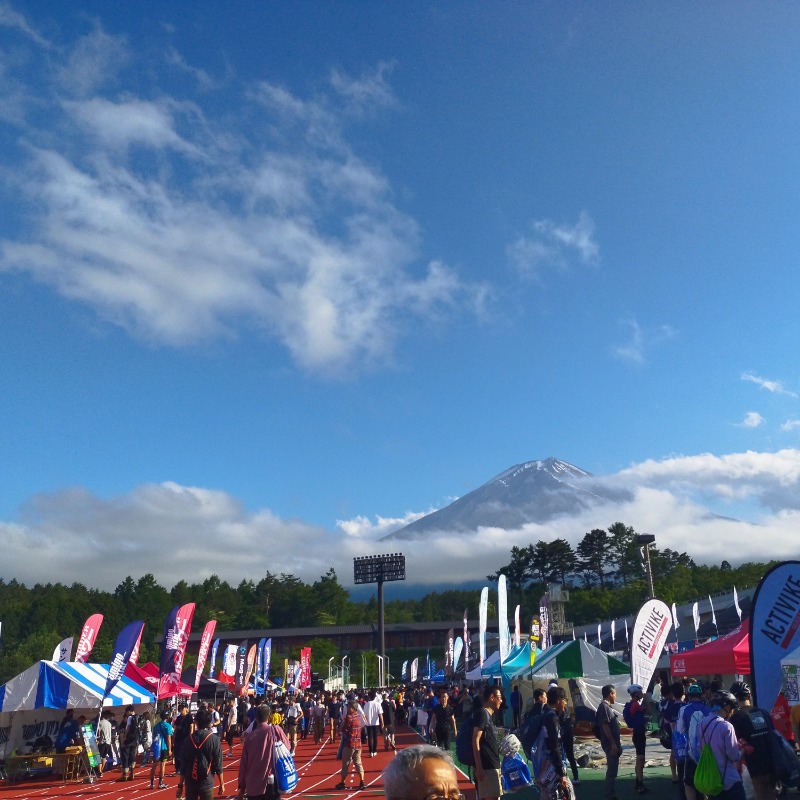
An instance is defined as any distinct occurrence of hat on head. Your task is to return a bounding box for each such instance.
[628,684,643,695]
[687,683,703,695]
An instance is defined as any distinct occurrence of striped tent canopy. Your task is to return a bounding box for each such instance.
[0,660,155,713]
[508,639,629,681]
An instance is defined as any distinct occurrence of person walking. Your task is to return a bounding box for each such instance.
[178,707,225,800]
[336,698,366,791]
[237,704,291,800]
[431,690,457,753]
[697,692,745,800]
[149,709,173,790]
[118,706,140,782]
[472,687,504,800]
[364,690,384,757]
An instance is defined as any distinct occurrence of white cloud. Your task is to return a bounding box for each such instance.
[611,319,675,365]
[0,29,483,376]
[330,62,397,114]
[4,449,800,591]
[738,411,765,428]
[507,210,598,275]
[0,1,50,47]
[741,372,798,398]
[781,419,800,432]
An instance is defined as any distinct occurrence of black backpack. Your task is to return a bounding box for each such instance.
[189,731,214,783]
[124,715,140,746]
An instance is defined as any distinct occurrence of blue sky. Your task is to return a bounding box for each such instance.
[2,2,800,592]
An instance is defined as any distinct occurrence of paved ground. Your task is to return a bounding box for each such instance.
[0,724,474,800]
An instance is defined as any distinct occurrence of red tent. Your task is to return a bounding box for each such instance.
[125,661,194,698]
[670,624,750,676]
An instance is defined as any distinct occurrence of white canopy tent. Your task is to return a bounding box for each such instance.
[0,661,155,759]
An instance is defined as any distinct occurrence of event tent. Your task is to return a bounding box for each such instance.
[0,661,154,759]
[465,643,543,683]
[507,640,631,721]
[669,624,750,677]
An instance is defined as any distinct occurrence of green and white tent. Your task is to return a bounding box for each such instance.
[508,639,630,721]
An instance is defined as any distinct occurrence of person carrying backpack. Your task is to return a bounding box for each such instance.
[678,683,712,800]
[624,684,650,795]
[596,685,621,800]
[729,682,776,800]
[178,707,224,800]
[537,686,576,800]
[696,692,744,800]
[118,706,140,782]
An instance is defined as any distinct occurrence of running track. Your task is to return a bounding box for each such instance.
[0,726,474,800]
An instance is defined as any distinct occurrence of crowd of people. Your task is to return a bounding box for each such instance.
[43,672,800,800]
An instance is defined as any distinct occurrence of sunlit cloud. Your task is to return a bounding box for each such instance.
[737,411,765,428]
[0,20,483,377]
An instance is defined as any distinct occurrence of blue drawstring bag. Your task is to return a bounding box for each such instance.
[501,753,533,791]
[274,739,299,793]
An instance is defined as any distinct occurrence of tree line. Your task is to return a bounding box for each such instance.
[0,522,773,684]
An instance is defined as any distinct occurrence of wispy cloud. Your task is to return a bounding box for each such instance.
[741,372,798,398]
[781,419,800,432]
[0,20,483,376]
[611,319,675,365]
[0,1,50,47]
[737,411,765,428]
[507,210,598,276]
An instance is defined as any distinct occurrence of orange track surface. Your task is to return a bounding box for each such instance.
[0,726,474,800]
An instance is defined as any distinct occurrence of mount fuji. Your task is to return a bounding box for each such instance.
[382,457,632,540]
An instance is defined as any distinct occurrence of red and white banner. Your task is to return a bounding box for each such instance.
[299,647,312,688]
[243,643,257,693]
[158,602,195,698]
[75,613,104,663]
[193,620,217,691]
[218,644,236,684]
[631,599,672,690]
[129,625,145,666]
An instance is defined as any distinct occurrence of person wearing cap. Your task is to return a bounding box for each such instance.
[697,692,744,800]
[729,682,776,800]
[624,684,649,795]
[677,683,711,800]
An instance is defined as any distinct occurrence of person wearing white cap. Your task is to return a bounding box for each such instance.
[624,684,649,794]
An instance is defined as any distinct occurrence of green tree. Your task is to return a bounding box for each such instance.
[606,522,640,586]
[576,528,612,588]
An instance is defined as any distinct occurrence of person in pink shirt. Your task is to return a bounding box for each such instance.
[237,705,291,800]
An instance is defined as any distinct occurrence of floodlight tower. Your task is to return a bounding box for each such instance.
[354,553,406,670]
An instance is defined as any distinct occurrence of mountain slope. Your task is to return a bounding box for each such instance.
[382,457,631,540]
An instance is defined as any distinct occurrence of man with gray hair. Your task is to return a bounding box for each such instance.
[382,744,462,800]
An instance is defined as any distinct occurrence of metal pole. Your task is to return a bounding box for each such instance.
[645,543,655,599]
[378,577,385,665]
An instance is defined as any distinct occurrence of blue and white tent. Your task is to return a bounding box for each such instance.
[0,661,155,758]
